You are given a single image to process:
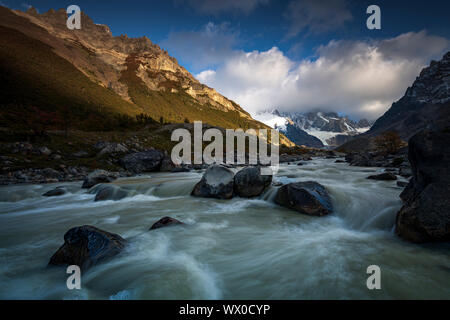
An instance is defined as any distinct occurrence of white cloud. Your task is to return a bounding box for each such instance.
[286,0,352,37]
[176,0,269,15]
[196,31,450,120]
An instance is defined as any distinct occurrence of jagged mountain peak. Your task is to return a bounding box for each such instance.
[255,109,373,147]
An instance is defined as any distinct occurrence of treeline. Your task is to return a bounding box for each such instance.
[0,103,159,135]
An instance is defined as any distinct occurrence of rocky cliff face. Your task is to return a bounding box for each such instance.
[9,7,250,118]
[395,129,450,243]
[340,51,450,152]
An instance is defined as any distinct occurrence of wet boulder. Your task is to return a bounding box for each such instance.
[366,172,397,181]
[120,149,165,173]
[191,165,234,199]
[275,181,333,216]
[82,170,118,188]
[396,129,450,243]
[234,166,272,198]
[93,185,128,202]
[43,186,67,197]
[48,225,126,271]
[149,217,184,230]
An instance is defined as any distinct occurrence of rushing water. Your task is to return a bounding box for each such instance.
[0,158,449,300]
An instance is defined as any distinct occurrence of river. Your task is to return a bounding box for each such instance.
[0,158,449,299]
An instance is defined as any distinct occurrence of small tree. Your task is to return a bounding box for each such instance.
[184,118,190,124]
[374,131,403,154]
[159,116,164,125]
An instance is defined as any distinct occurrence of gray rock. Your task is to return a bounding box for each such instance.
[39,147,52,156]
[367,172,397,181]
[120,149,165,173]
[191,165,235,199]
[399,167,412,178]
[73,151,89,158]
[149,217,184,230]
[397,181,409,188]
[93,185,128,202]
[43,187,67,197]
[48,225,126,271]
[82,170,117,189]
[98,143,128,156]
[275,181,333,216]
[234,166,272,198]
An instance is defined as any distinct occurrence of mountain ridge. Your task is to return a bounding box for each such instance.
[339,51,450,152]
[255,109,372,147]
[0,5,294,146]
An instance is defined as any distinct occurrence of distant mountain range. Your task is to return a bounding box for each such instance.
[0,6,293,146]
[254,110,373,148]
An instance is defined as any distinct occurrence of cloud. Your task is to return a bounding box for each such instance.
[286,0,352,37]
[176,0,269,15]
[162,22,240,70]
[196,31,450,120]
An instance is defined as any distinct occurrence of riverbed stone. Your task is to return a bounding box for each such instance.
[366,172,397,181]
[191,165,234,199]
[48,225,126,270]
[234,166,272,198]
[94,185,128,202]
[149,217,184,230]
[43,186,67,197]
[120,149,164,173]
[82,169,117,188]
[275,181,333,216]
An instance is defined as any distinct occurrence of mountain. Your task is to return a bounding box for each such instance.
[254,110,372,148]
[340,51,450,152]
[0,6,293,146]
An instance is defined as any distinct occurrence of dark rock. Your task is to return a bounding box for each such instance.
[73,151,89,158]
[149,217,184,230]
[275,181,333,216]
[43,187,67,197]
[48,226,126,270]
[191,165,234,199]
[234,166,272,198]
[171,167,190,173]
[399,167,412,178]
[367,172,397,181]
[98,143,128,156]
[397,181,409,188]
[82,170,117,188]
[39,147,52,156]
[160,157,176,172]
[93,185,128,202]
[120,149,164,173]
[395,129,450,243]
[334,160,345,163]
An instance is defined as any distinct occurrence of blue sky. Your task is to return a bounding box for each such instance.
[2,0,450,119]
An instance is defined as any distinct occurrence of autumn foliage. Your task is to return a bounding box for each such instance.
[374,131,403,154]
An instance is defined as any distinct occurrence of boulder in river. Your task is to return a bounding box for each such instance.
[191,165,234,199]
[94,185,128,202]
[395,129,450,243]
[366,172,397,181]
[48,225,126,270]
[120,149,165,173]
[149,217,184,230]
[275,181,333,216]
[43,186,67,197]
[82,169,117,188]
[234,166,272,198]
